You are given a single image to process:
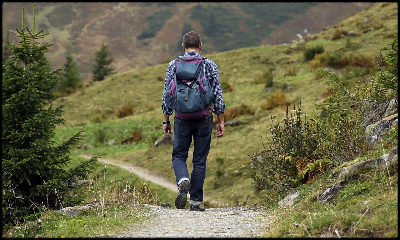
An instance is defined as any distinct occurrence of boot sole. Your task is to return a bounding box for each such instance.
[175,180,190,209]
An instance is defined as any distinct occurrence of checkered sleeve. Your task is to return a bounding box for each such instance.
[207,60,225,115]
[161,60,175,116]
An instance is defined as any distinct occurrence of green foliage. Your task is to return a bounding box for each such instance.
[2,5,98,227]
[282,82,288,90]
[251,36,398,205]
[137,10,173,40]
[250,145,298,204]
[94,127,108,144]
[370,34,398,102]
[91,43,116,81]
[316,71,368,165]
[255,71,274,88]
[57,52,81,93]
[303,45,324,61]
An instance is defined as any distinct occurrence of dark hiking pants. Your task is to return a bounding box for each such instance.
[172,114,213,202]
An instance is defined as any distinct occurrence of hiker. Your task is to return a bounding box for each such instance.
[161,31,225,211]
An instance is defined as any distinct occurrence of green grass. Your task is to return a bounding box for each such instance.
[3,155,175,238]
[6,205,149,238]
[262,161,398,238]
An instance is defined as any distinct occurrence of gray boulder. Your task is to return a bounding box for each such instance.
[154,135,173,147]
[263,87,273,93]
[107,139,117,146]
[59,205,91,217]
[225,119,245,127]
[323,68,339,75]
[278,191,300,207]
[346,31,358,37]
[339,145,398,180]
[365,113,397,149]
[361,99,397,129]
[319,146,398,203]
[383,99,398,118]
[317,180,345,203]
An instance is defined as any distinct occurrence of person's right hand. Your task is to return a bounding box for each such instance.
[216,123,225,138]
[164,123,172,137]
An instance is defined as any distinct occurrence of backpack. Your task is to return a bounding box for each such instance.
[164,56,213,117]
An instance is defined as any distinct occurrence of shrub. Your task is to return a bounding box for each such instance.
[90,113,108,124]
[282,82,288,90]
[94,127,108,144]
[220,79,234,92]
[326,53,375,70]
[303,45,325,61]
[223,103,254,121]
[283,65,297,77]
[253,71,273,86]
[331,29,348,40]
[309,52,330,71]
[121,129,143,144]
[261,91,291,110]
[116,104,134,118]
[370,34,398,102]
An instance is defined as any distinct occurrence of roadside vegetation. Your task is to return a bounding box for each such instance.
[3,155,175,238]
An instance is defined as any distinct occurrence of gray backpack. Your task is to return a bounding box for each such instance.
[164,56,213,118]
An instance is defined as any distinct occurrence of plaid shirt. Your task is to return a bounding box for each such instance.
[161,51,225,116]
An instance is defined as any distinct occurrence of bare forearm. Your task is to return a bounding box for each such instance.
[217,113,224,124]
[163,114,170,122]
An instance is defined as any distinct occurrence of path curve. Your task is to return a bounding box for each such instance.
[79,154,178,193]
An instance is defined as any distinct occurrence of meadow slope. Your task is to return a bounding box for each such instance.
[52,2,398,206]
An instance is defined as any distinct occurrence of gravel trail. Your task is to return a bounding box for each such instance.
[80,154,271,238]
[101,205,270,238]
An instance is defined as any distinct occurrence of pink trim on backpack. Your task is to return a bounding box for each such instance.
[169,79,175,97]
[176,106,210,120]
[199,76,207,94]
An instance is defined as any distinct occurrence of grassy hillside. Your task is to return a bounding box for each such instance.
[2,2,371,81]
[50,2,397,206]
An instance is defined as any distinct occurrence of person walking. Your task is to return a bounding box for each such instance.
[161,31,225,211]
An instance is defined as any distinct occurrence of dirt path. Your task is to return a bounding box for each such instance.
[79,154,178,193]
[98,205,271,238]
[80,154,271,237]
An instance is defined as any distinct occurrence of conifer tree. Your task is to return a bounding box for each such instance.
[91,43,116,81]
[58,51,81,93]
[2,4,97,226]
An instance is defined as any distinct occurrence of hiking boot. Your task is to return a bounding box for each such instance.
[190,203,205,211]
[175,179,190,209]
